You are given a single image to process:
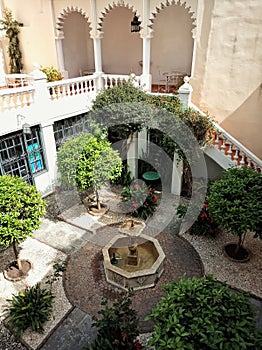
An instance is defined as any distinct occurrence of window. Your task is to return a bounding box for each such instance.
[0,126,45,183]
[53,113,91,149]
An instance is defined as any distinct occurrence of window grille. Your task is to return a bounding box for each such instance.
[0,126,45,184]
[53,113,91,149]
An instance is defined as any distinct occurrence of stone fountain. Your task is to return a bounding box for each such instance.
[102,219,165,291]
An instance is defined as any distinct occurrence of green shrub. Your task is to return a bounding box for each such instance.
[85,290,140,350]
[207,166,262,252]
[121,181,159,220]
[146,275,262,350]
[4,283,54,337]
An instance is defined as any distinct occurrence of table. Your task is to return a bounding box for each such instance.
[142,171,160,181]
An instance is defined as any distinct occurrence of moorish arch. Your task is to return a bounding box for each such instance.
[98,4,143,75]
[56,6,94,78]
[149,1,197,85]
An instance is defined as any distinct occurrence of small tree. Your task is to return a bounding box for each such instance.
[147,275,262,349]
[57,133,93,189]
[76,136,122,210]
[0,8,23,73]
[207,166,262,256]
[0,175,46,270]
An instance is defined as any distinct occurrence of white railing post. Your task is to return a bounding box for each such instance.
[28,65,50,108]
[178,76,193,109]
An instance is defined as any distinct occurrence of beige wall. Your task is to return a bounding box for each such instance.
[1,0,57,73]
[62,11,94,78]
[101,7,142,75]
[191,0,262,157]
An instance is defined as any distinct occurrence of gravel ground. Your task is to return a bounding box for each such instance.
[0,322,27,350]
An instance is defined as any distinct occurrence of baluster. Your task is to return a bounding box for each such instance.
[239,151,246,166]
[109,78,114,89]
[22,91,27,106]
[220,136,226,154]
[227,140,233,159]
[9,94,16,109]
[65,83,70,96]
[28,90,34,105]
[16,92,22,108]
[232,146,238,162]
[2,94,9,110]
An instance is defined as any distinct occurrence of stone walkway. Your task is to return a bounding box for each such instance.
[1,188,262,350]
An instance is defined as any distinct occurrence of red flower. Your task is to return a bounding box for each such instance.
[201,212,208,219]
[153,195,158,203]
[133,183,140,190]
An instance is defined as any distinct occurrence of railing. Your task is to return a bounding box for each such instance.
[211,124,262,172]
[0,85,35,112]
[102,73,141,89]
[46,75,97,100]
[190,103,261,172]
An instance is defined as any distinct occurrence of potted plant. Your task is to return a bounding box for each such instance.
[207,166,262,261]
[0,175,46,280]
[0,8,23,73]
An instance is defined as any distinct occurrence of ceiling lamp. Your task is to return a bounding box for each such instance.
[131,13,141,32]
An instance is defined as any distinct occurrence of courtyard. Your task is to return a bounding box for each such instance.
[0,186,261,350]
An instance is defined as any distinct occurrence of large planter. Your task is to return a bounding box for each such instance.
[223,243,250,263]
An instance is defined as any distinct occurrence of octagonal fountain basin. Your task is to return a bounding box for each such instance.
[102,233,165,291]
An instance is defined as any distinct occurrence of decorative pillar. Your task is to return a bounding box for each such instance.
[140,0,152,91]
[171,153,183,195]
[178,76,193,109]
[127,133,138,179]
[55,31,68,78]
[34,121,58,195]
[90,0,104,90]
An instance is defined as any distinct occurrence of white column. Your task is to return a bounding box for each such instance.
[137,129,148,158]
[140,36,152,91]
[93,37,103,73]
[33,121,57,196]
[171,153,183,195]
[127,133,138,179]
[55,31,68,78]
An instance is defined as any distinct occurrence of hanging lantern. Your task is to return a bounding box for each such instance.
[131,13,141,32]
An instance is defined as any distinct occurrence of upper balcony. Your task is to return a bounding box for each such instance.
[0,70,261,174]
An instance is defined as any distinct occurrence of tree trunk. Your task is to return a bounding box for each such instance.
[96,190,101,210]
[234,235,242,256]
[12,241,22,270]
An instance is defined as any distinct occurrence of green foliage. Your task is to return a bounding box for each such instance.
[91,81,155,138]
[40,65,63,82]
[0,175,46,249]
[76,136,122,192]
[57,133,93,189]
[207,167,262,246]
[146,275,262,350]
[121,181,159,220]
[4,283,54,337]
[85,290,139,350]
[0,8,23,73]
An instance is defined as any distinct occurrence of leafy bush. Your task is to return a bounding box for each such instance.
[40,65,63,82]
[146,275,262,350]
[0,175,46,268]
[121,181,159,220]
[207,166,262,252]
[85,290,140,350]
[4,283,54,337]
[57,133,93,189]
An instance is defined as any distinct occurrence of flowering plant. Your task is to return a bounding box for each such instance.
[177,201,219,236]
[120,181,159,220]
